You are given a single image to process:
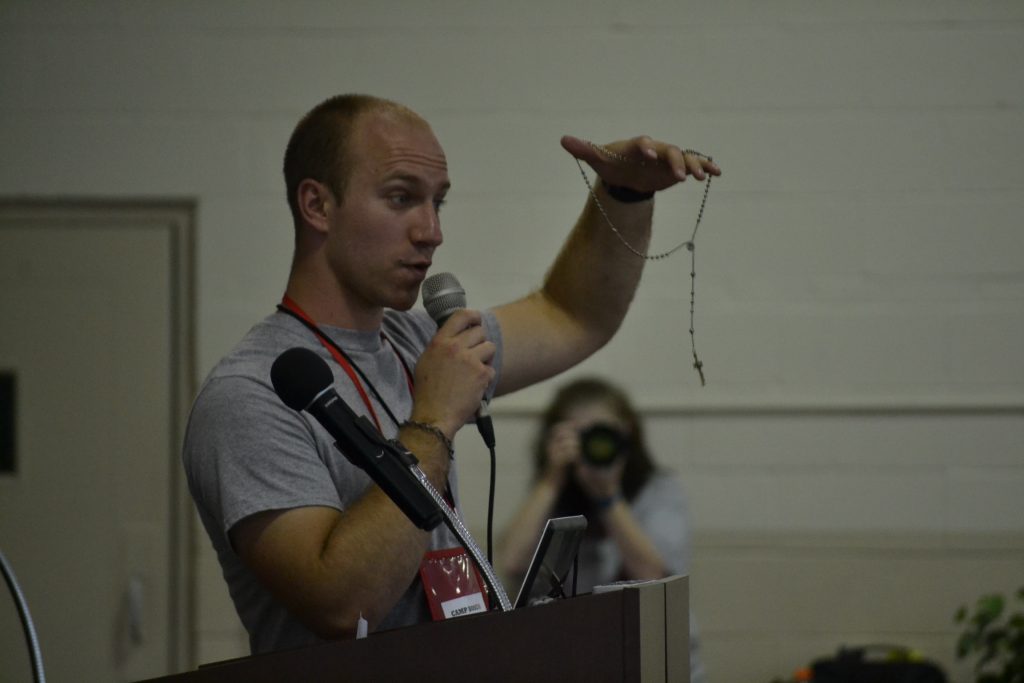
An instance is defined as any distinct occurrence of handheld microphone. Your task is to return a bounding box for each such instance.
[270,347,442,531]
[421,273,467,326]
[421,272,496,448]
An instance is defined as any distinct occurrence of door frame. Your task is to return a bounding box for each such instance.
[0,197,197,671]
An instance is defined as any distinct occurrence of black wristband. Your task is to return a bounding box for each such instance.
[593,492,623,512]
[601,179,654,203]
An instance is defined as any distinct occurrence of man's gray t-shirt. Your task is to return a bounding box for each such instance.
[183,307,502,654]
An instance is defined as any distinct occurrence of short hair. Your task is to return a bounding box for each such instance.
[532,377,656,511]
[282,94,410,228]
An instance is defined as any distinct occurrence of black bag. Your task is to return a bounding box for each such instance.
[811,645,947,683]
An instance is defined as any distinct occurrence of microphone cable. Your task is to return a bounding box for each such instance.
[487,442,496,564]
[0,548,46,683]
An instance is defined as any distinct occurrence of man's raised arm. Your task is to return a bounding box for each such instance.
[494,134,721,396]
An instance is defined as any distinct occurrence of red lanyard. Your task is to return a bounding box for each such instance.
[279,296,413,433]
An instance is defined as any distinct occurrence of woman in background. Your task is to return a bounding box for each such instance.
[497,377,706,683]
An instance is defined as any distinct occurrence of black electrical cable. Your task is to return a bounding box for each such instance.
[487,444,497,564]
[0,548,46,683]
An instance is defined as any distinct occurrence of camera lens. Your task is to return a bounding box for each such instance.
[579,423,626,467]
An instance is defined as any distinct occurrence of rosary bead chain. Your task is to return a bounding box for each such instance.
[577,141,714,385]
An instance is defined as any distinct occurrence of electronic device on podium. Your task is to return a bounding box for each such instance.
[513,514,587,608]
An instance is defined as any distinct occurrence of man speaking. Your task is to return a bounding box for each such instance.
[182,93,720,653]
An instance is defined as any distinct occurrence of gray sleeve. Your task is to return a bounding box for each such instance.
[482,309,503,400]
[384,306,505,399]
[632,472,707,683]
[630,471,692,576]
[184,373,342,545]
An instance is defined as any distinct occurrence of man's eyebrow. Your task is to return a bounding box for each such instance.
[383,173,451,192]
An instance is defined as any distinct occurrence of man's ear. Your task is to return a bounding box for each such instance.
[296,179,333,234]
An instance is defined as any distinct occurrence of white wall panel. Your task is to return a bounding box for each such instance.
[1,0,1021,674]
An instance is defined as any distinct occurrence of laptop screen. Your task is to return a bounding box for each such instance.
[513,515,588,608]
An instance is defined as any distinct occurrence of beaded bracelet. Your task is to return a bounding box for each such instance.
[401,420,454,459]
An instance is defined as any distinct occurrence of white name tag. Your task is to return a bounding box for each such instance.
[440,592,486,619]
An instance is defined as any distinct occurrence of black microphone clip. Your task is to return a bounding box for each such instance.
[272,348,443,531]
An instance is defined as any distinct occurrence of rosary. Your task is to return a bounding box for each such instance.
[575,142,714,386]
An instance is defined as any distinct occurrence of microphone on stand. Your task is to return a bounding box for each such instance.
[271,346,513,611]
[421,272,495,448]
[270,347,443,531]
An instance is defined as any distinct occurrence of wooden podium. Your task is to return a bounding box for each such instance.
[141,575,689,683]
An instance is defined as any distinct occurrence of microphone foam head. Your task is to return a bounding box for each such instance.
[271,347,334,411]
[421,271,467,325]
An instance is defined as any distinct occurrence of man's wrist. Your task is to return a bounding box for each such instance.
[401,420,454,459]
[601,179,654,203]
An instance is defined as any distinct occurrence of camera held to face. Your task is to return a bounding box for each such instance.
[579,423,628,467]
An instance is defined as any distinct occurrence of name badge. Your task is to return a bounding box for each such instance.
[419,547,489,621]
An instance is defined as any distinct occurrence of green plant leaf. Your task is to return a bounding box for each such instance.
[955,587,1024,683]
[976,594,1006,627]
[957,631,976,658]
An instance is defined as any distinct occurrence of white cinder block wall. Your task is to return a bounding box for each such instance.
[3,2,1022,680]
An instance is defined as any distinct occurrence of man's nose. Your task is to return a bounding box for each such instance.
[411,206,443,246]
